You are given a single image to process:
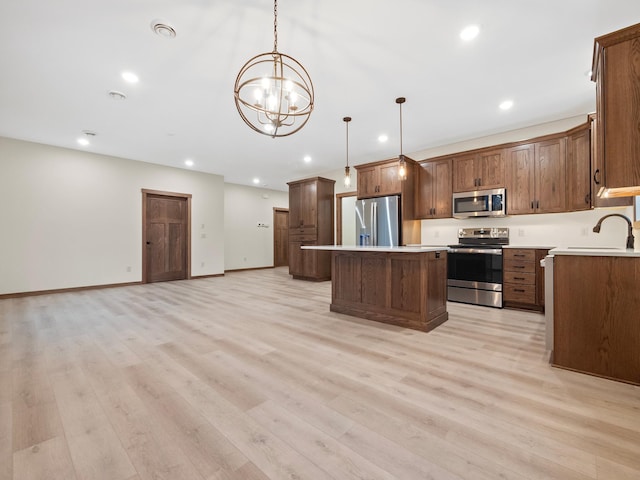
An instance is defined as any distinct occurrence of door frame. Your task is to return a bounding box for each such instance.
[141,189,192,284]
[336,191,357,245]
[273,207,289,267]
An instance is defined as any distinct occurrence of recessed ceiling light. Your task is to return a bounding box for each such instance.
[253,178,260,185]
[77,138,90,146]
[122,71,139,83]
[460,25,480,41]
[108,90,127,100]
[184,159,194,167]
[304,155,312,163]
[150,19,177,38]
[499,100,514,110]
[378,134,388,143]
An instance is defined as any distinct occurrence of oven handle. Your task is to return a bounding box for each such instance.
[449,248,503,255]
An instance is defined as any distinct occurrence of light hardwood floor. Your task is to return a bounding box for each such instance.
[1,267,639,480]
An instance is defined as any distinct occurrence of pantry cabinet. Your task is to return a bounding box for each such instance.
[287,177,335,281]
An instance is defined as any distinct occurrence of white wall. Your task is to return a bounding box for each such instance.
[223,183,289,271]
[0,137,225,295]
[420,207,638,249]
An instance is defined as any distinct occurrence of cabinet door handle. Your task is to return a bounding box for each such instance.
[585,193,590,204]
[593,168,600,185]
[531,201,534,209]
[536,200,540,209]
[477,178,481,187]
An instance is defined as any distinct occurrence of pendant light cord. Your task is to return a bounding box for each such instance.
[399,101,403,156]
[346,119,349,167]
[273,0,278,53]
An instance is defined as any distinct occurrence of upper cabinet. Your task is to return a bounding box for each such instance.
[415,159,452,219]
[506,138,566,215]
[565,125,592,212]
[355,159,402,198]
[588,113,632,208]
[452,149,505,192]
[592,22,640,197]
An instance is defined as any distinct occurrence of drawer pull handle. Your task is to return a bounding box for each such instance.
[514,289,525,293]
[514,277,525,280]
[514,266,526,269]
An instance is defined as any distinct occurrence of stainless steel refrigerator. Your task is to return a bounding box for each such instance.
[355,195,401,247]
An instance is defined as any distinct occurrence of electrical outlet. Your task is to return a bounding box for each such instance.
[434,230,440,238]
[518,228,525,237]
[581,227,588,236]
[126,266,131,272]
[201,233,206,239]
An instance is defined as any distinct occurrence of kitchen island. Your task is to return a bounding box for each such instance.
[548,247,640,385]
[302,246,448,332]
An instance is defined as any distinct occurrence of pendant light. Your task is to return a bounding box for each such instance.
[233,0,314,138]
[343,116,352,187]
[396,97,407,180]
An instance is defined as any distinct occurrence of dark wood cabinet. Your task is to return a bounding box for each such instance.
[452,149,505,192]
[415,159,452,219]
[506,138,566,214]
[330,249,448,332]
[355,159,402,198]
[553,254,640,385]
[565,125,592,212]
[287,177,335,281]
[588,113,632,208]
[592,23,640,198]
[503,248,549,311]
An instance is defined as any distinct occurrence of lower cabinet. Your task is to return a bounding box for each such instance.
[553,254,640,385]
[330,250,448,332]
[289,242,331,281]
[503,248,549,311]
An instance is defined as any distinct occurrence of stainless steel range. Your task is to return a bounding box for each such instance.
[447,227,509,308]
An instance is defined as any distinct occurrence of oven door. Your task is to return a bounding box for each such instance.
[447,248,503,308]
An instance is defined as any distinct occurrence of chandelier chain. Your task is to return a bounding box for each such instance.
[273,0,278,53]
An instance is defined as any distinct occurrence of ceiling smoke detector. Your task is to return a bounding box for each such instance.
[150,19,176,38]
[108,90,127,100]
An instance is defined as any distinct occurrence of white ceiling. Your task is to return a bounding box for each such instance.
[1,1,640,191]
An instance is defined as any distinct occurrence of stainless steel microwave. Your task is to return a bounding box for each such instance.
[452,188,506,218]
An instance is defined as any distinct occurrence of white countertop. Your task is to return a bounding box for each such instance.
[301,245,448,253]
[503,245,556,249]
[549,247,640,257]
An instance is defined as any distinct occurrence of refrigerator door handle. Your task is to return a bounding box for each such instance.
[372,202,377,246]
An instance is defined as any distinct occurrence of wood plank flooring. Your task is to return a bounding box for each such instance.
[1,266,639,480]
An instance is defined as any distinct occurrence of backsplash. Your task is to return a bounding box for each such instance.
[420,206,638,250]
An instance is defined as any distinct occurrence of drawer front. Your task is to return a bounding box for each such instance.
[504,249,535,262]
[289,227,317,236]
[504,283,536,304]
[289,234,317,242]
[503,271,535,285]
[504,258,535,273]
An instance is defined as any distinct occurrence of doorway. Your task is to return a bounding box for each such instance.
[142,189,192,283]
[336,192,357,245]
[273,207,289,266]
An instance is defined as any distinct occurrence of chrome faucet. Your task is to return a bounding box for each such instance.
[592,213,635,250]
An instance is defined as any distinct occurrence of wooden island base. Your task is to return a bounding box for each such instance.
[327,248,448,332]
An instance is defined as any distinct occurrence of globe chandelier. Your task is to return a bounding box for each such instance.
[233,0,314,138]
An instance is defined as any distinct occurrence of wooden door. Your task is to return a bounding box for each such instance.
[505,144,535,215]
[273,208,289,267]
[536,138,566,213]
[143,190,191,283]
[477,149,505,189]
[452,154,478,192]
